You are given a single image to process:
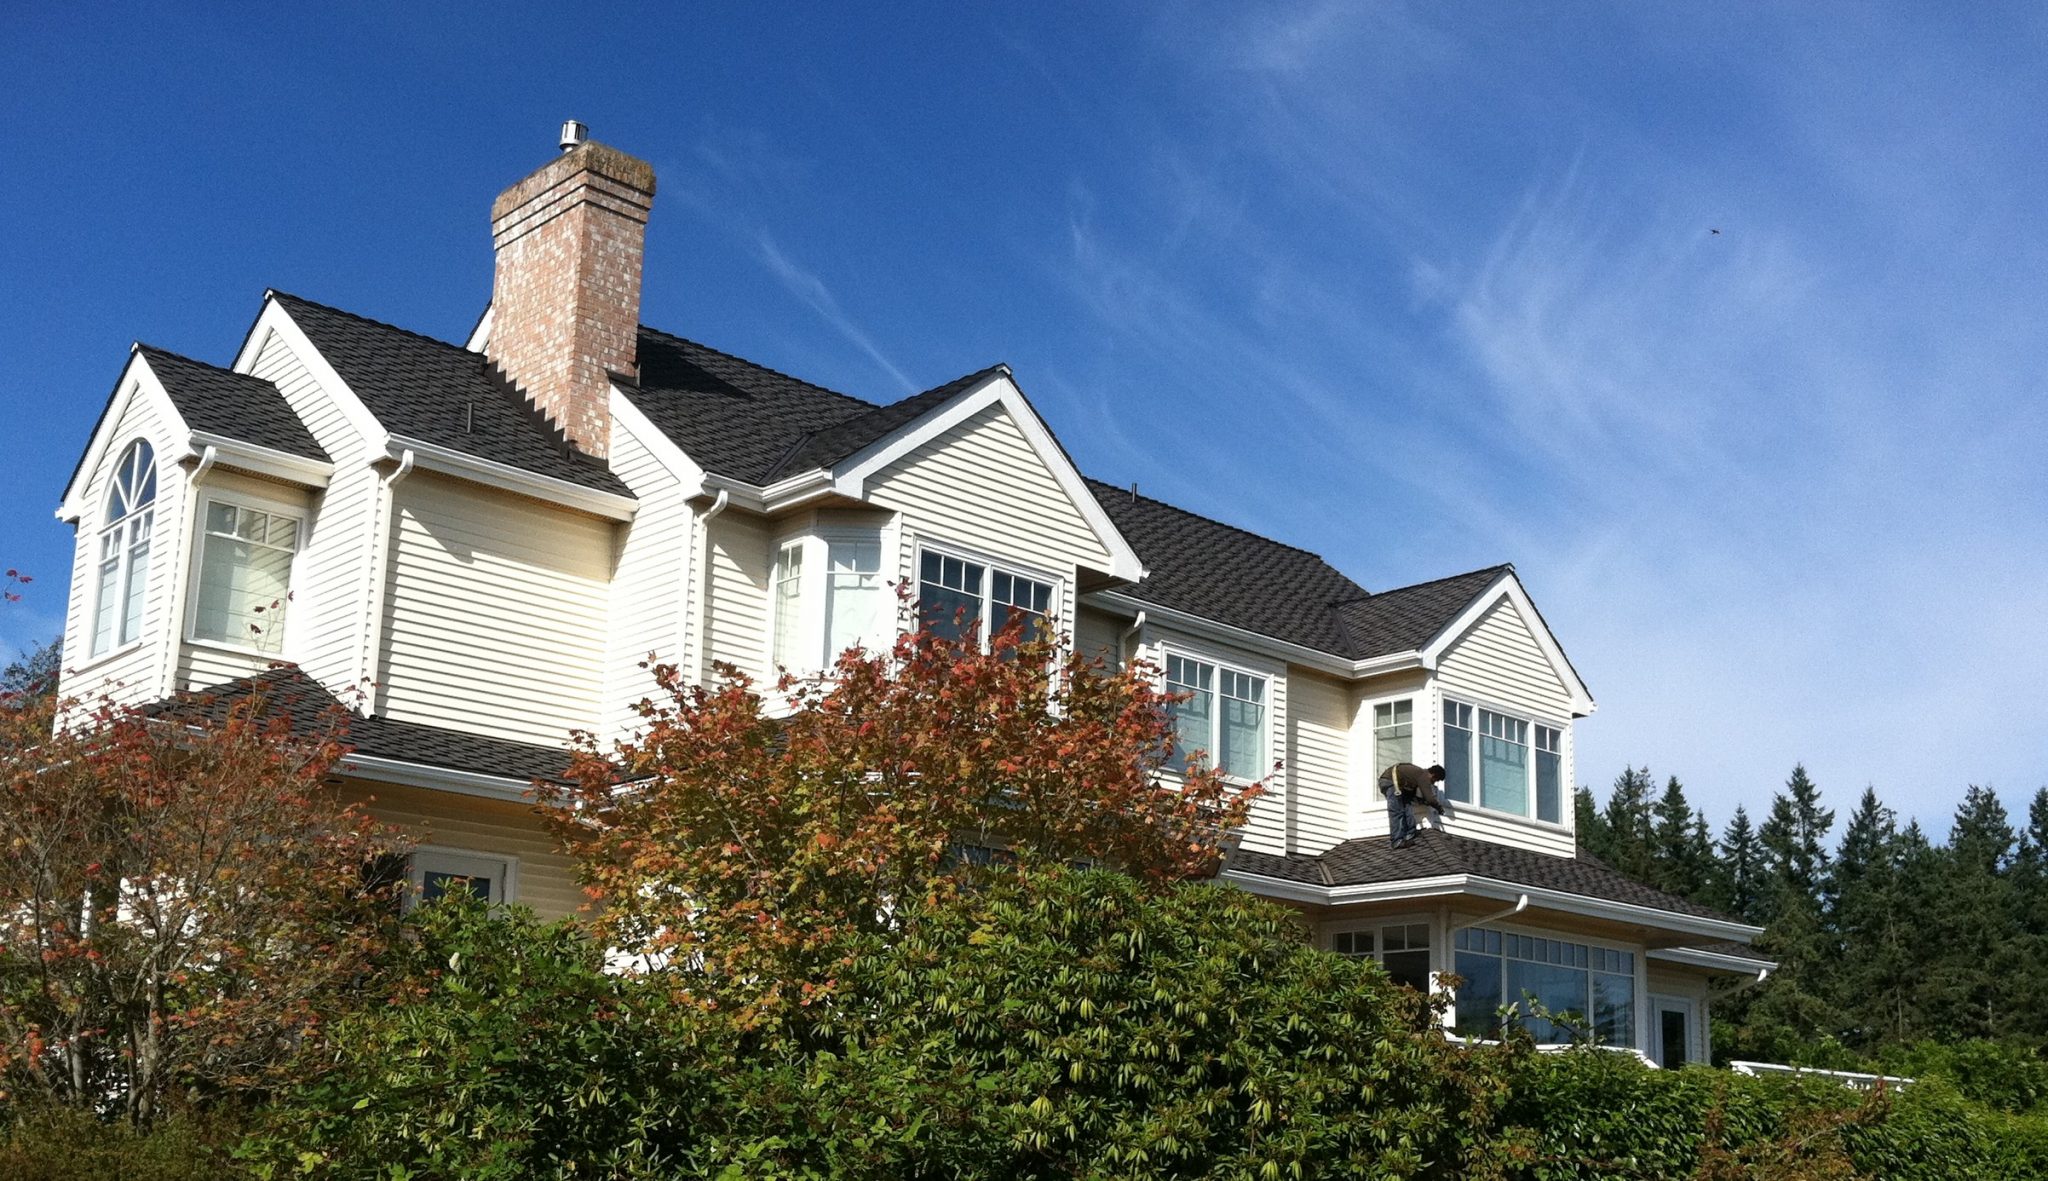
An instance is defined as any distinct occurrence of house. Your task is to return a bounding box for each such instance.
[52,126,1769,1068]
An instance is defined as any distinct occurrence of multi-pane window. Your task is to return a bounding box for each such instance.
[191,502,300,653]
[1535,724,1564,824]
[824,538,887,660]
[771,540,805,668]
[1374,699,1413,775]
[1331,921,1432,991]
[92,440,158,656]
[1442,698,1566,823]
[407,849,511,909]
[1441,701,1474,803]
[1454,927,1635,1046]
[1164,653,1266,781]
[772,533,893,673]
[915,550,1054,651]
[1479,710,1529,814]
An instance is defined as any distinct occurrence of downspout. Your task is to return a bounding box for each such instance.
[687,490,730,685]
[1451,892,1529,934]
[158,445,219,697]
[354,449,414,714]
[1120,609,1146,666]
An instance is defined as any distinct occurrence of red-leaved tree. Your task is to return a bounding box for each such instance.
[0,686,408,1124]
[543,621,1264,1020]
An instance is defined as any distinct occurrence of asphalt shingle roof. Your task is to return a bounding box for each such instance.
[1334,566,1512,656]
[762,364,1008,480]
[1227,827,1742,925]
[271,293,629,496]
[136,345,329,462]
[152,666,577,783]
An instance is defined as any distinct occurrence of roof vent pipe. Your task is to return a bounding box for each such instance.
[560,120,587,152]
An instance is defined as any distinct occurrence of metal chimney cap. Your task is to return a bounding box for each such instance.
[560,120,588,152]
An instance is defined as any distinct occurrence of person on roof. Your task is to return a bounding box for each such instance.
[1380,762,1446,850]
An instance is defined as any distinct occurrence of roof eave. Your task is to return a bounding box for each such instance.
[187,431,334,486]
[382,435,637,521]
[1087,589,1425,679]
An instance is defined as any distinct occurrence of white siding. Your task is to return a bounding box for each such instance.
[700,510,773,685]
[1287,670,1352,855]
[868,403,1113,636]
[1436,599,1571,719]
[376,473,612,746]
[340,779,584,921]
[1139,624,1288,856]
[603,421,690,738]
[1432,599,1577,857]
[58,385,181,709]
[1072,605,1127,670]
[247,328,379,693]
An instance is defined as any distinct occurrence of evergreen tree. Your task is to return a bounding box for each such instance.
[2012,788,2048,1040]
[1827,788,1910,1048]
[1716,806,1766,924]
[1757,764,1834,924]
[1683,809,1718,903]
[1600,766,1657,883]
[1650,776,1710,900]
[1729,766,1841,1060]
[1918,786,2019,1040]
[1574,786,1609,861]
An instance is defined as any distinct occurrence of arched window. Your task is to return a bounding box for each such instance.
[91,439,157,655]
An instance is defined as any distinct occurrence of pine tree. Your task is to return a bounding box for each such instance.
[1919,786,2019,1040]
[1601,766,1657,883]
[2012,788,2048,1040]
[1730,766,1842,1060]
[1716,806,1766,924]
[1574,786,1610,861]
[1650,776,1710,900]
[1827,788,1909,1048]
[1757,764,1834,924]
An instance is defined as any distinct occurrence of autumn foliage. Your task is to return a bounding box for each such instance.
[0,685,406,1124]
[543,620,1263,1017]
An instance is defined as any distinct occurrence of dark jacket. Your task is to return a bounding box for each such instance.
[1380,762,1442,810]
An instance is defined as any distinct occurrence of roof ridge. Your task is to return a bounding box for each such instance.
[133,341,257,375]
[1332,563,1514,606]
[1083,476,1351,569]
[268,290,470,355]
[635,322,876,410]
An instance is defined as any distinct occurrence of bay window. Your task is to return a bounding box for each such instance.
[91,439,157,656]
[1441,697,1566,823]
[771,532,892,672]
[191,500,300,652]
[1454,927,1635,1046]
[1330,921,1432,991]
[914,549,1054,651]
[1164,653,1266,781]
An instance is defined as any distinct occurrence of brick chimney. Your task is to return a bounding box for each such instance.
[486,123,656,460]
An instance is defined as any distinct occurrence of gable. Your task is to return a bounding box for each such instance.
[864,401,1115,578]
[1433,597,1575,719]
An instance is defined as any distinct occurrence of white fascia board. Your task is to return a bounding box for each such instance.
[383,436,638,521]
[185,431,334,487]
[831,372,1146,582]
[57,348,189,521]
[339,753,546,805]
[1648,946,1777,974]
[693,469,835,514]
[465,303,493,353]
[235,295,392,455]
[611,385,705,493]
[1089,590,1426,681]
[1418,571,1596,716]
[1222,867,1762,943]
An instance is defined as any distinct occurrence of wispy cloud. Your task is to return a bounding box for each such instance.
[755,232,916,394]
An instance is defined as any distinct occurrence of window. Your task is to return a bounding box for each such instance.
[191,501,300,652]
[1373,699,1413,775]
[1442,698,1567,822]
[1331,921,1432,990]
[91,439,157,656]
[771,532,892,672]
[1454,927,1635,1046]
[915,549,1054,651]
[1164,653,1266,780]
[1441,701,1473,803]
[407,849,512,909]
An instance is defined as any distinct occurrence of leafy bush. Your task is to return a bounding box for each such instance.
[0,1102,250,1180]
[1875,1039,2048,1115]
[242,897,727,1180]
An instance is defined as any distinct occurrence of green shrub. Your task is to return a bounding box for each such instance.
[0,1103,251,1180]
[1875,1039,2048,1115]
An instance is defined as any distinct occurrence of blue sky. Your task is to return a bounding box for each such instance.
[4,4,2044,840]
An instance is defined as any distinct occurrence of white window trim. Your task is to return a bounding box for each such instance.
[406,845,519,910]
[1648,993,1703,1068]
[768,524,896,676]
[1449,918,1644,1049]
[1436,690,1572,831]
[182,490,307,658]
[1155,639,1280,786]
[910,538,1066,653]
[1323,912,1437,974]
[90,439,159,659]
